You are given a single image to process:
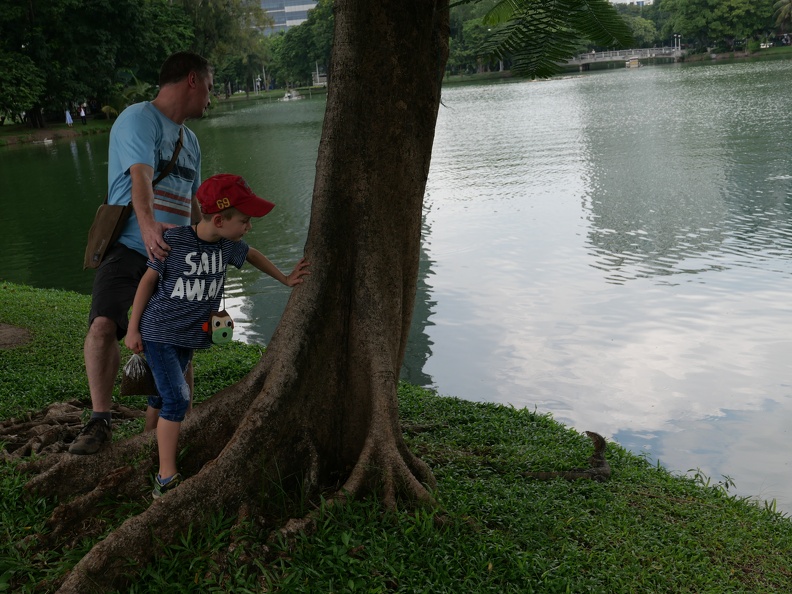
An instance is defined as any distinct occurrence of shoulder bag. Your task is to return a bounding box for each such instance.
[83,127,184,269]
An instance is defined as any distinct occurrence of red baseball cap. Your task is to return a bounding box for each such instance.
[197,174,275,217]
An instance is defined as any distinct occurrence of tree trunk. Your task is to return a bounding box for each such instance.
[22,1,450,591]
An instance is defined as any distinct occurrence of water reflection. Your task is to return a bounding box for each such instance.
[577,62,792,285]
[421,61,792,512]
[0,137,106,294]
[401,210,437,388]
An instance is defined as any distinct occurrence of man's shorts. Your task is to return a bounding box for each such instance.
[89,242,148,340]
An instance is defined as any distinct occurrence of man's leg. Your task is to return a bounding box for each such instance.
[69,317,118,454]
[84,316,120,413]
[70,244,146,455]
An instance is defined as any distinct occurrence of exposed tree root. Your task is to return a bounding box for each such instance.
[1,400,143,460]
[340,431,437,509]
[12,368,439,593]
[43,465,140,547]
[21,382,256,501]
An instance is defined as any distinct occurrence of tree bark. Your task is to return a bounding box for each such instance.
[21,1,451,591]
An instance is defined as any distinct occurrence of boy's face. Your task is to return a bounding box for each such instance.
[218,212,253,241]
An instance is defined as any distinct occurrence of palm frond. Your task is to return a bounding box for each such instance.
[481,0,634,78]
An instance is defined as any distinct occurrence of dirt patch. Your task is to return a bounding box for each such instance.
[0,323,33,349]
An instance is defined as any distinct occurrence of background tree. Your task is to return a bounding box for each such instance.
[305,0,335,81]
[0,0,192,126]
[266,1,334,89]
[775,0,792,31]
[21,1,631,591]
[0,54,45,123]
[448,1,507,75]
[659,0,774,50]
[173,0,272,93]
[276,19,316,86]
[614,4,662,47]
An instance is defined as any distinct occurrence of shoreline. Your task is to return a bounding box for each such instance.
[5,50,790,148]
[0,124,105,147]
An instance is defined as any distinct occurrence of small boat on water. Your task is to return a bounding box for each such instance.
[280,90,304,102]
[625,57,642,68]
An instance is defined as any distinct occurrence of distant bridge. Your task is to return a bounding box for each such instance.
[568,47,683,70]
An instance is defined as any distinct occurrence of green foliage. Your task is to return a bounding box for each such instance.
[280,23,316,86]
[0,0,193,120]
[461,0,634,78]
[623,14,660,47]
[0,54,45,119]
[101,71,156,120]
[448,0,634,76]
[267,0,333,88]
[774,0,792,30]
[659,0,775,49]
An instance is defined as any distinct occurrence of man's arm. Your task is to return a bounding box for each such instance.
[246,248,310,287]
[129,163,172,262]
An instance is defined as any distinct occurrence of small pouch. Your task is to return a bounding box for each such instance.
[202,310,234,345]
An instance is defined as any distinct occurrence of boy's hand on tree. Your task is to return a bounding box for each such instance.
[285,257,310,287]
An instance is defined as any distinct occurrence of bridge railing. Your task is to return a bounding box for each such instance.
[569,47,680,63]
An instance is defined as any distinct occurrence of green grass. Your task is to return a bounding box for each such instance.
[2,281,792,593]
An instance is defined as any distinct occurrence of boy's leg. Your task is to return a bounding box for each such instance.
[186,362,194,413]
[156,418,181,479]
[143,362,191,433]
[144,406,160,432]
[143,341,192,484]
[145,394,164,433]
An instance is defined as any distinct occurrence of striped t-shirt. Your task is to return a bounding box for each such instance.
[109,102,202,257]
[140,226,248,349]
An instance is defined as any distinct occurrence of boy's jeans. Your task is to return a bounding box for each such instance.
[143,341,193,422]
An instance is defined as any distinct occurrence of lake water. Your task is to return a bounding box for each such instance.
[2,59,792,512]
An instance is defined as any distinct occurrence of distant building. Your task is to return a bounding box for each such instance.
[261,1,318,35]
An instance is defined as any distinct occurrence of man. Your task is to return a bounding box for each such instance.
[70,52,214,455]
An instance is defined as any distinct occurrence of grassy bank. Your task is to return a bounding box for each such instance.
[2,281,792,592]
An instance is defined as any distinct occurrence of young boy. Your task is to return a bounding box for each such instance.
[125,173,309,498]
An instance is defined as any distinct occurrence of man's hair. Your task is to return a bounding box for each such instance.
[159,52,212,87]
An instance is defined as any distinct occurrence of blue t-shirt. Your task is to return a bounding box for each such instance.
[108,102,202,256]
[140,226,249,349]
